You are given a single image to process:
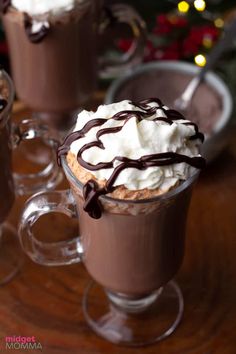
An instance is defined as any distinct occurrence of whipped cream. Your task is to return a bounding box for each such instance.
[31,20,49,33]
[11,0,81,16]
[70,100,203,192]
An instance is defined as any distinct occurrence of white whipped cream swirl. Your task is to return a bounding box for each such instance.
[11,0,82,16]
[70,100,203,192]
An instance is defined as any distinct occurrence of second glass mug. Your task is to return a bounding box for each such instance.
[0,69,61,284]
[0,70,62,195]
[19,155,199,346]
[3,0,146,130]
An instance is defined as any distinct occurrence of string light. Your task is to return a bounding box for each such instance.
[178,1,190,13]
[202,35,213,49]
[194,54,207,67]
[194,0,206,12]
[214,18,224,28]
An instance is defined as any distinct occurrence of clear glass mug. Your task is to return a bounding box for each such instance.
[0,70,61,196]
[2,0,146,130]
[19,155,199,346]
[0,69,61,284]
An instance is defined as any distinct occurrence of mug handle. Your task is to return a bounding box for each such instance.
[18,189,83,266]
[99,3,146,79]
[12,118,62,195]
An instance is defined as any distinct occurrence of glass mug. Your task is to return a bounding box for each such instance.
[19,155,199,346]
[0,70,62,196]
[3,0,146,130]
[0,69,61,284]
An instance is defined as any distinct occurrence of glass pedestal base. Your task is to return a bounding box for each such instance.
[0,223,23,285]
[82,280,184,347]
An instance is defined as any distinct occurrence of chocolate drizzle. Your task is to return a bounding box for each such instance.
[1,2,50,42]
[1,0,11,14]
[0,98,7,113]
[24,13,50,44]
[58,98,206,219]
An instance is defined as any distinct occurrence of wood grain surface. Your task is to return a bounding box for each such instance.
[1,103,236,354]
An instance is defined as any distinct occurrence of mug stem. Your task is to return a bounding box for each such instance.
[106,287,163,314]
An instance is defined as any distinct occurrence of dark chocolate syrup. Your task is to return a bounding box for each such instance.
[58,98,206,219]
[1,2,50,42]
[1,0,11,14]
[24,13,50,44]
[0,98,7,113]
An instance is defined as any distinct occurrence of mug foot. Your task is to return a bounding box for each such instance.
[82,280,184,347]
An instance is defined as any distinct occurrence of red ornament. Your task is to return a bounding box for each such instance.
[117,38,133,52]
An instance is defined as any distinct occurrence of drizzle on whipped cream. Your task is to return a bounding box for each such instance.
[58,98,205,218]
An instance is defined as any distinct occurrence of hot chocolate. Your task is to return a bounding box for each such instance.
[0,72,14,224]
[2,0,146,130]
[58,98,205,295]
[71,181,195,295]
[19,97,205,344]
[2,0,98,129]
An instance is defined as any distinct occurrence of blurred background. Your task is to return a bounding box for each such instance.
[1,0,236,95]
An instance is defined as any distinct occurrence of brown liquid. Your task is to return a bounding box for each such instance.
[2,4,100,129]
[69,176,195,296]
[0,80,14,224]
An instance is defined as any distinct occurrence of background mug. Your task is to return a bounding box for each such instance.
[2,0,146,130]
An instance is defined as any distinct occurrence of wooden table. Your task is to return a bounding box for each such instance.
[1,102,236,354]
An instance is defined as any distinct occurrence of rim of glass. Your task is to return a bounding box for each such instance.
[0,70,15,128]
[61,156,200,205]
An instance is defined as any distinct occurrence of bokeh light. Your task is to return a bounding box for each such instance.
[214,18,224,28]
[202,35,213,49]
[178,1,190,13]
[194,54,207,67]
[194,0,206,12]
